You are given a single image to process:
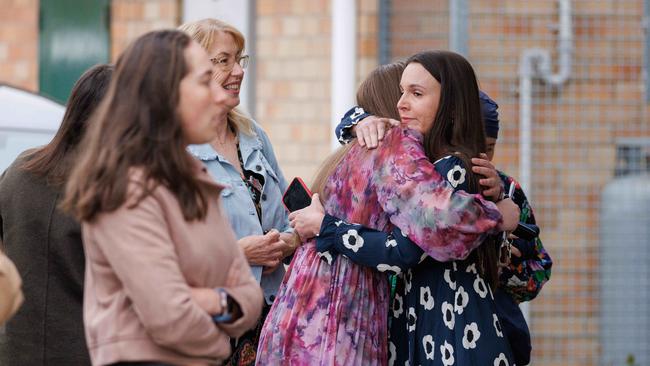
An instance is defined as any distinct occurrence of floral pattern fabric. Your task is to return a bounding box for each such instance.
[497,172,552,303]
[256,128,502,365]
[317,155,516,365]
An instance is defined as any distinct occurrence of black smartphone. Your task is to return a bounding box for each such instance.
[282,177,312,212]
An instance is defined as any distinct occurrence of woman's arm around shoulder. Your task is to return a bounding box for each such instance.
[373,129,502,262]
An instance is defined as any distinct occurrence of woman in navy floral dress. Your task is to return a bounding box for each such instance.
[257,58,519,365]
[290,51,520,365]
[330,91,553,365]
[312,156,513,366]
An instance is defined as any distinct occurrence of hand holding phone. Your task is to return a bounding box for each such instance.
[282,177,312,212]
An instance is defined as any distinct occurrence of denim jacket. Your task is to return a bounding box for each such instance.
[188,121,291,304]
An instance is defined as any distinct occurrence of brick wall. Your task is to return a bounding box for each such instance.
[469,3,647,365]
[110,0,180,60]
[381,1,650,365]
[0,0,38,91]
[0,0,180,93]
[254,0,333,183]
[357,0,379,86]
[386,1,649,365]
[389,0,448,60]
[255,0,382,184]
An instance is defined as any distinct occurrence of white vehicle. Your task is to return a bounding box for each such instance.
[0,84,64,173]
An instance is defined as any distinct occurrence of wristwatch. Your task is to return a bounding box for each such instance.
[212,288,233,323]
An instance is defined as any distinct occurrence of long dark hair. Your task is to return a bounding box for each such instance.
[20,64,113,186]
[406,50,499,288]
[62,30,207,222]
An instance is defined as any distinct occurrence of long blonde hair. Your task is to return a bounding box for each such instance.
[311,62,405,199]
[178,18,255,136]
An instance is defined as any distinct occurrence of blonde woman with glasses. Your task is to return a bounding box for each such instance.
[179,19,297,365]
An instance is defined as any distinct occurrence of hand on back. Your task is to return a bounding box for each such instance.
[352,116,400,149]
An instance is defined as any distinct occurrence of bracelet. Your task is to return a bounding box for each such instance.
[212,288,233,323]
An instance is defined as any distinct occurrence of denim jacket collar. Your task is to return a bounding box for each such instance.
[187,130,262,166]
[238,130,263,166]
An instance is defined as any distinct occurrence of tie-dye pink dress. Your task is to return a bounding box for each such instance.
[256,128,502,365]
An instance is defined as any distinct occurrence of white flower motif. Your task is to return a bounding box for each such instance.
[473,275,488,298]
[386,238,398,247]
[377,263,401,274]
[401,228,409,237]
[493,353,509,366]
[447,165,467,188]
[418,252,428,263]
[422,334,435,360]
[462,322,481,349]
[407,307,417,332]
[405,270,413,293]
[493,313,504,337]
[393,293,404,318]
[388,341,396,366]
[465,263,477,274]
[441,301,455,330]
[317,250,333,265]
[452,262,457,271]
[444,269,457,290]
[506,276,527,288]
[440,340,455,366]
[454,286,469,314]
[350,106,365,120]
[342,229,364,252]
[420,286,435,310]
[334,220,345,227]
[404,361,410,366]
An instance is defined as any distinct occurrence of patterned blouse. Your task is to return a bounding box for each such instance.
[497,172,552,302]
[256,127,503,365]
[315,155,520,365]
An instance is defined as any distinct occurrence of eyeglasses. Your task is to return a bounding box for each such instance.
[209,55,250,71]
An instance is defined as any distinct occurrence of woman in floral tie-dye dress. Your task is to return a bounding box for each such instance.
[256,57,517,365]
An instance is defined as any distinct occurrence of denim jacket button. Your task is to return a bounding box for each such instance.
[261,194,267,201]
[255,164,262,171]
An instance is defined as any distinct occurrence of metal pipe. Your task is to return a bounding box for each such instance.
[518,0,573,212]
[543,0,573,86]
[378,0,391,65]
[449,0,469,57]
[330,0,357,150]
[518,0,573,323]
[248,0,257,119]
[643,0,650,103]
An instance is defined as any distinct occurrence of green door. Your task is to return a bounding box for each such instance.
[39,0,110,103]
